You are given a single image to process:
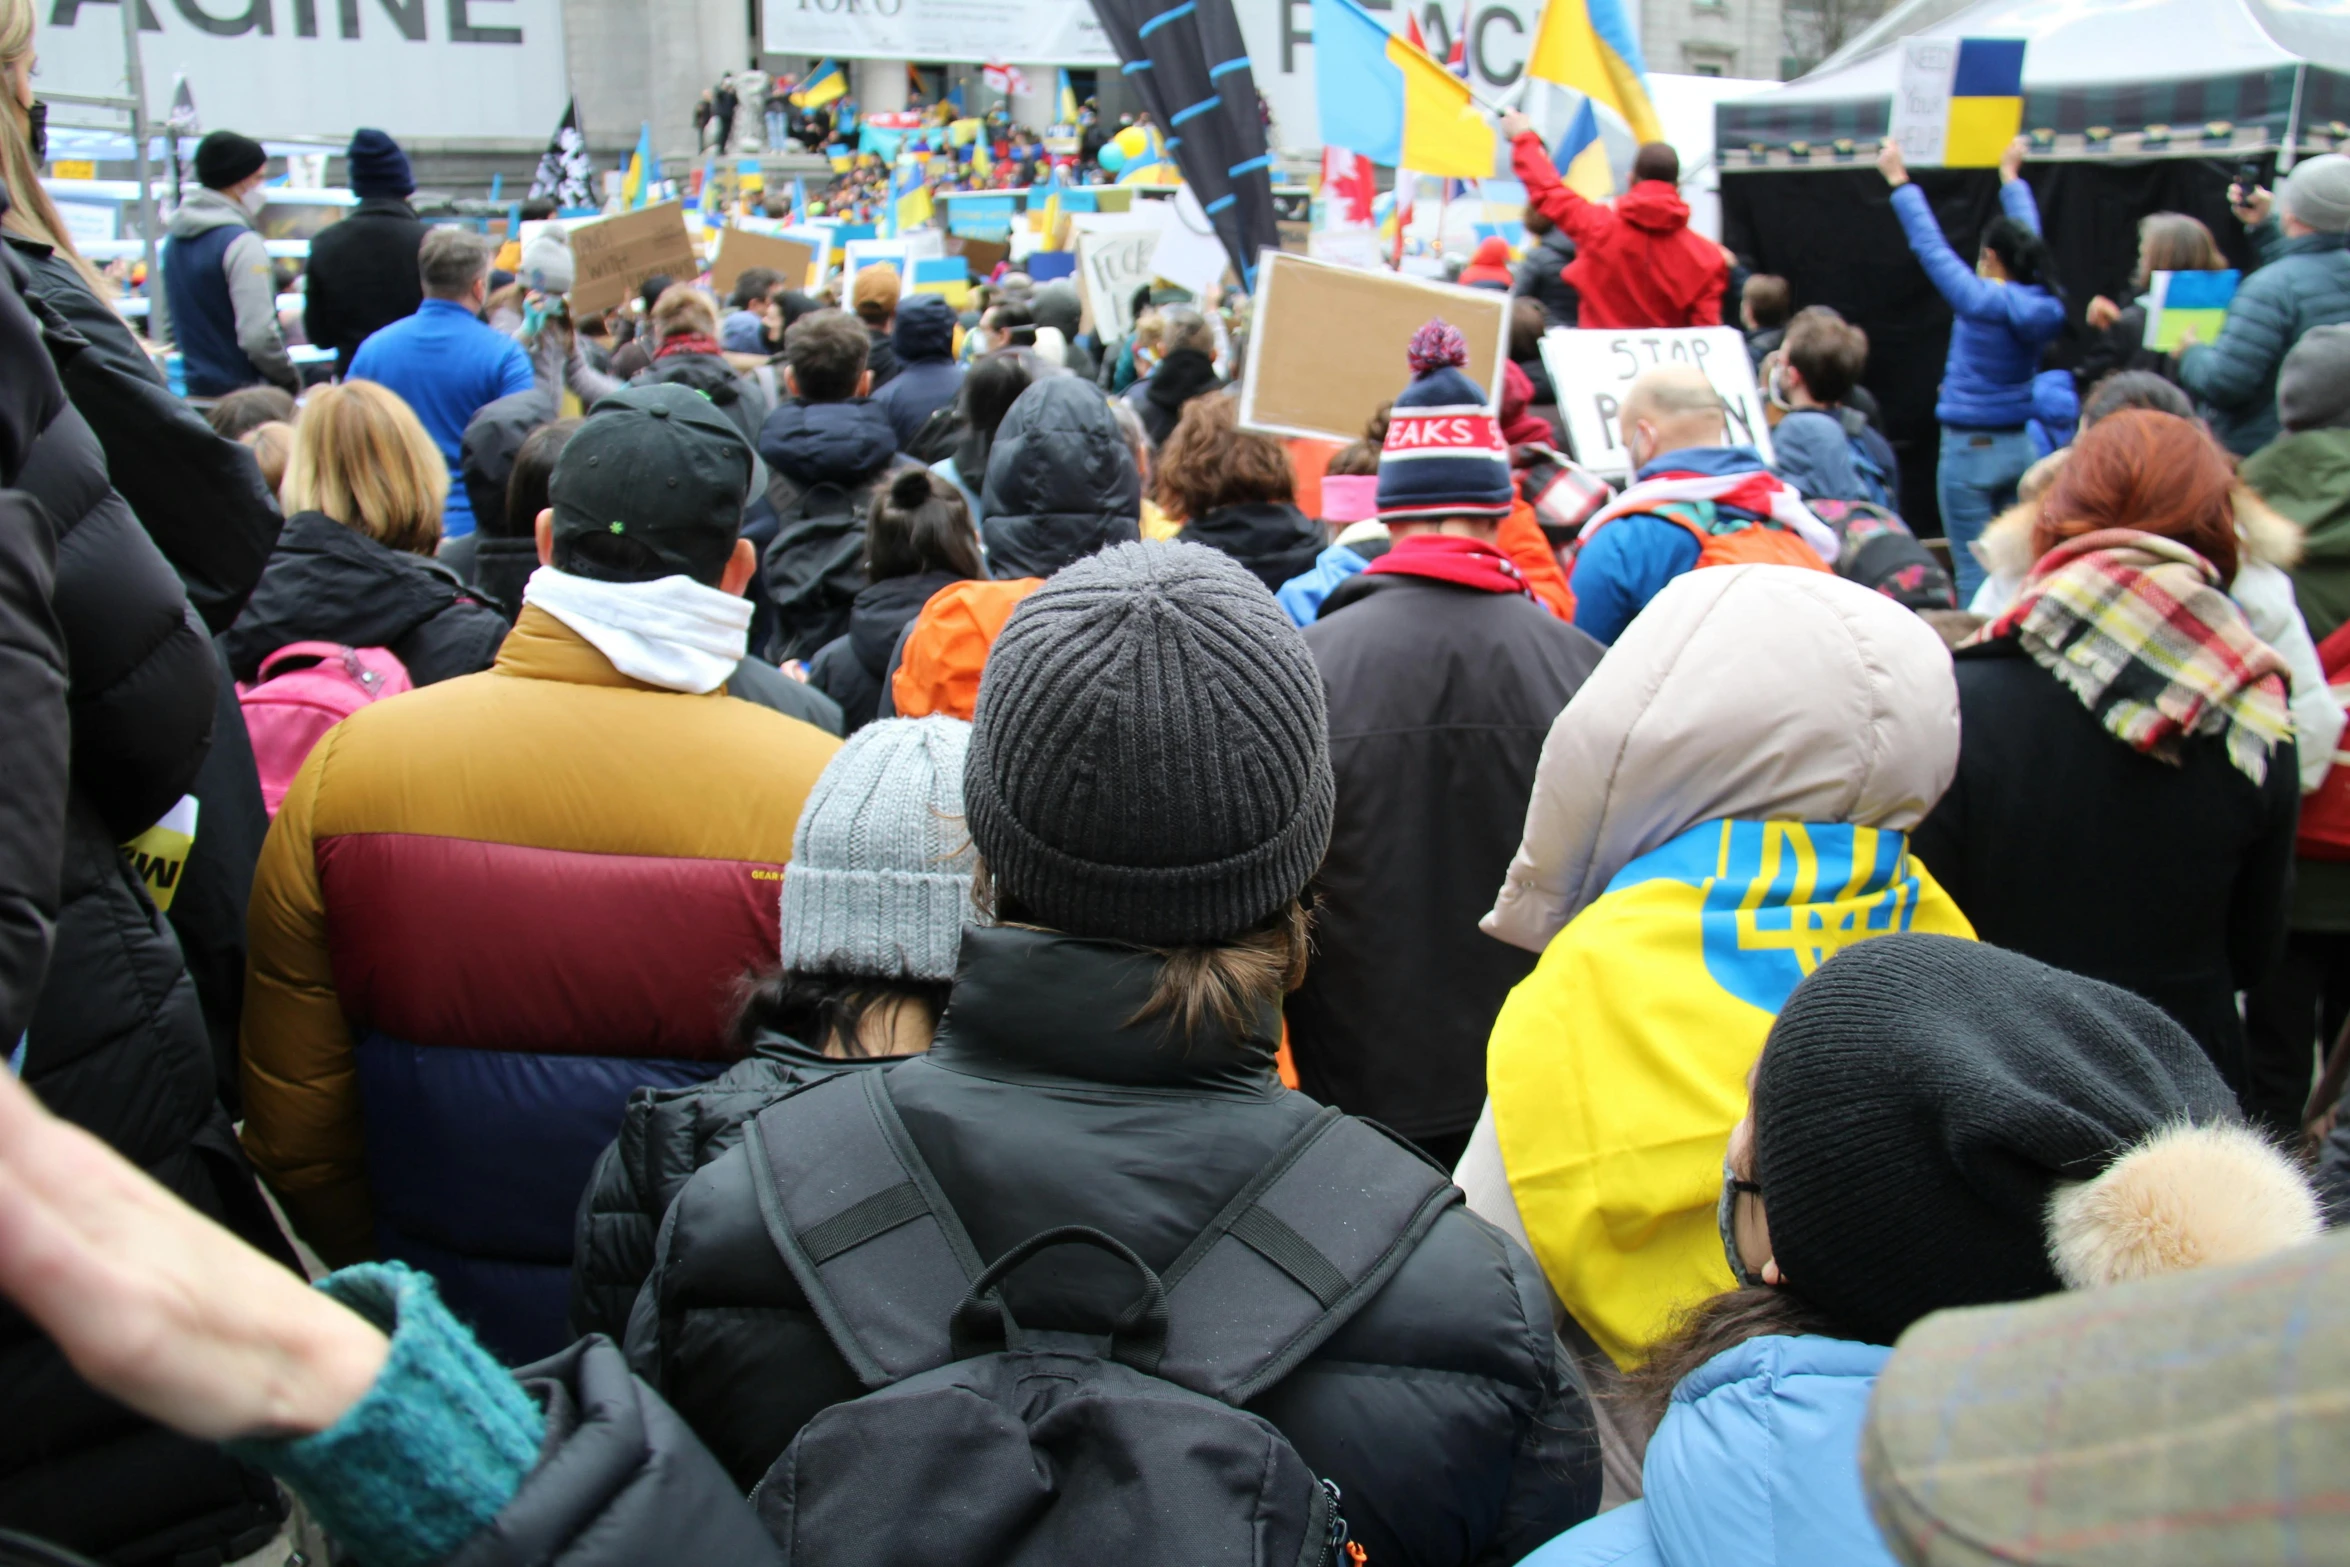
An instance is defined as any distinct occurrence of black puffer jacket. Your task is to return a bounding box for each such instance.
[1178,501,1325,593]
[0,240,290,1564]
[1128,347,1224,447]
[757,399,917,661]
[224,511,510,687]
[806,569,960,730]
[0,491,64,1049]
[570,1031,903,1342]
[980,378,1142,579]
[630,926,1600,1566]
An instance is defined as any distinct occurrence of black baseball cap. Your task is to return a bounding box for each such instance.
[547,384,752,583]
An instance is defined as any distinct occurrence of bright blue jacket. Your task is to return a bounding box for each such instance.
[1525,1335,1895,1567]
[1568,446,1770,645]
[349,299,535,536]
[1892,181,2066,430]
[1274,540,1373,626]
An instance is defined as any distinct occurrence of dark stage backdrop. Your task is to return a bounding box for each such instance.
[1721,154,2269,536]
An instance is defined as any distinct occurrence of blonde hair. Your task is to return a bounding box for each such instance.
[240,420,295,496]
[651,283,722,346]
[283,381,448,554]
[0,0,108,297]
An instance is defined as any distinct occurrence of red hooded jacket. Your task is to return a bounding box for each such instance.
[1510,132,1727,330]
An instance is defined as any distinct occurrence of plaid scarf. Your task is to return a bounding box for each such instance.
[1976,528,2291,784]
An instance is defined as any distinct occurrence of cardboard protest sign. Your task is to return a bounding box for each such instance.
[1539,327,1774,478]
[712,227,819,300]
[1237,249,1509,445]
[567,202,699,315]
[956,235,1011,279]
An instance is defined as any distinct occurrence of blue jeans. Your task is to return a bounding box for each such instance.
[1936,425,2037,605]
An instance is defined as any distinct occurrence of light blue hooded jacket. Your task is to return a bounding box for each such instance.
[1524,1335,1896,1567]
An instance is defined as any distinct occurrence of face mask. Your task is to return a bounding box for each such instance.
[1717,1161,1765,1289]
[1766,363,1792,411]
[240,185,270,217]
[26,98,46,162]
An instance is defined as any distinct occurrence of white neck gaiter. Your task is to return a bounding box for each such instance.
[522,566,752,694]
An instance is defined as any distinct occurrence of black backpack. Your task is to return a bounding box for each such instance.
[903,402,965,466]
[740,1070,1459,1566]
[763,478,872,663]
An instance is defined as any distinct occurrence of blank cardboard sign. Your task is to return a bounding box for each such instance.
[567,202,700,315]
[712,227,818,300]
[1238,249,1511,445]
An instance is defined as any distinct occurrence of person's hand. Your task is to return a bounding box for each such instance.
[2176,323,2201,348]
[0,1070,388,1442]
[2085,294,2122,331]
[1499,109,1538,143]
[1998,135,2029,184]
[2230,183,2274,226]
[1876,137,1908,187]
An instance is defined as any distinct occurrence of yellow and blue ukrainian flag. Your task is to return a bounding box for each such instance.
[1942,38,2027,166]
[620,122,658,209]
[1311,0,1496,179]
[791,60,848,110]
[1551,94,1612,199]
[1526,0,1662,145]
[1057,67,1082,126]
[1487,818,1974,1367]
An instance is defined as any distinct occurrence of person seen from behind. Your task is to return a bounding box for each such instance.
[928,348,1036,521]
[1878,134,2064,603]
[849,263,903,388]
[1910,409,2300,1103]
[806,470,982,730]
[872,292,964,452]
[1518,933,2318,1566]
[1566,365,1837,644]
[1288,320,1604,1171]
[1765,306,1898,506]
[348,225,534,538]
[1158,393,1324,591]
[302,128,426,380]
[1125,304,1223,447]
[1502,109,1726,329]
[236,384,840,1366]
[1274,429,1389,625]
[224,380,510,687]
[1740,273,1791,367]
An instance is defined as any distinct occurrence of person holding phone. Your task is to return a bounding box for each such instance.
[2178,154,2350,456]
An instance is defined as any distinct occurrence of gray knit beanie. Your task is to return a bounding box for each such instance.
[779,717,975,982]
[966,540,1334,946]
[2281,154,2350,234]
[2280,324,2350,432]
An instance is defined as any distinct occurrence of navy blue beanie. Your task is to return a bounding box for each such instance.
[1375,319,1513,522]
[346,128,414,199]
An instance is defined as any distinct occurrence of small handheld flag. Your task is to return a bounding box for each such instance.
[790,61,848,110]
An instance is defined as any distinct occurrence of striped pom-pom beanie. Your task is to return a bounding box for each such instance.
[1376,318,1514,522]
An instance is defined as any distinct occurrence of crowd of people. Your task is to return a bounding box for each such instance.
[5,0,2350,1548]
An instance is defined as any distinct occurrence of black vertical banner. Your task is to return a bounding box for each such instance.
[1087,0,1283,291]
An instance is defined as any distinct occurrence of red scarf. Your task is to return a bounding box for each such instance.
[655,333,725,360]
[1362,534,1531,597]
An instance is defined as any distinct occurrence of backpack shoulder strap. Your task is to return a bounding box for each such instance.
[741,1068,982,1389]
[1155,1107,1459,1407]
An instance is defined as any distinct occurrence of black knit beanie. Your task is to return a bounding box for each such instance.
[966,540,1333,946]
[1753,933,2236,1347]
[195,131,267,191]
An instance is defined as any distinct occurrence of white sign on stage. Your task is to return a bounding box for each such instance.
[764,0,1115,66]
[1890,39,1961,167]
[39,0,568,142]
[1539,327,1774,479]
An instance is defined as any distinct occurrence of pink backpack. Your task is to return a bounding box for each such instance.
[238,642,413,814]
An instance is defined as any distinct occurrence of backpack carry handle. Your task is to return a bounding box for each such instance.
[951,1225,1170,1372]
[254,640,363,684]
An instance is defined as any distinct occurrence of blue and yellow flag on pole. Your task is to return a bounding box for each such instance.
[1057,67,1081,126]
[790,60,848,110]
[1526,0,1663,146]
[1551,94,1612,199]
[1312,0,1496,179]
[620,122,658,209]
[1487,819,1974,1368]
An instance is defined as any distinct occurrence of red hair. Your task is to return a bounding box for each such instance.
[2034,410,2238,582]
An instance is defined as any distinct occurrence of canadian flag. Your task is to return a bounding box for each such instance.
[1321,145,1377,227]
[983,62,1032,97]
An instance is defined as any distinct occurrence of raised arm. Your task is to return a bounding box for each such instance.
[1879,139,2008,321]
[1504,110,1612,249]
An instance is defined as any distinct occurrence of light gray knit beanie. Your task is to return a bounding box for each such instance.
[778,716,975,982]
[2281,154,2350,234]
[965,539,1334,946]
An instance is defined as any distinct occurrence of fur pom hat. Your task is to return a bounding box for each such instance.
[1755,934,2318,1347]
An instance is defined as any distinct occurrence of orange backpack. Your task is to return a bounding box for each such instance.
[1647,499,1833,575]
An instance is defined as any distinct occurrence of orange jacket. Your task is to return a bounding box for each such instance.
[1498,499,1576,621]
[890,577,1044,720]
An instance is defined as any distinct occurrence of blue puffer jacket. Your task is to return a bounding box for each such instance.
[2179,230,2350,456]
[1524,1335,1896,1567]
[1892,181,2066,430]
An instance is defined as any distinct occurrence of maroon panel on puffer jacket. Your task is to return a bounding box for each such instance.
[316,832,780,1059]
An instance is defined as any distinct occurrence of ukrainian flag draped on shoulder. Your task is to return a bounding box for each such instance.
[1488,818,1972,1367]
[1526,0,1663,146]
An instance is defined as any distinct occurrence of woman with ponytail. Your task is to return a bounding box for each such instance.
[805,468,983,730]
